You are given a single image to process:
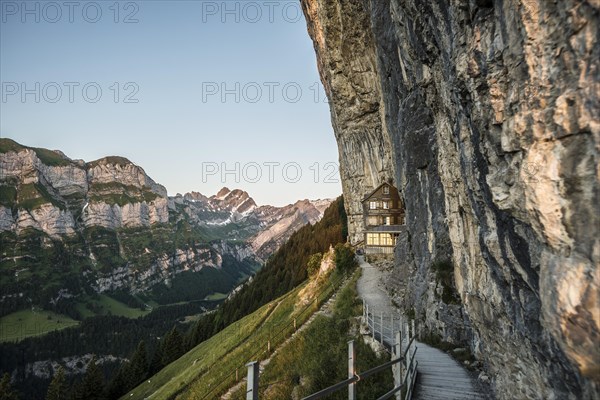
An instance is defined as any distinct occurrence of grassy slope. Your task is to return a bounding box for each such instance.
[0,138,70,167]
[0,295,148,343]
[124,269,345,400]
[74,294,150,319]
[229,270,393,399]
[204,292,227,301]
[0,309,79,343]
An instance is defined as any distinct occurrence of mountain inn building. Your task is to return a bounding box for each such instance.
[362,182,405,256]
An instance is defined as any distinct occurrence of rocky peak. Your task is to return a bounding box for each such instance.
[183,191,209,203]
[208,187,257,215]
[215,187,231,199]
[250,197,334,259]
[86,156,167,198]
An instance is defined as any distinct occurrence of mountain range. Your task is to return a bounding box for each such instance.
[0,138,332,318]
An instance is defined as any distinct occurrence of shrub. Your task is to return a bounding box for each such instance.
[306,253,323,276]
[334,244,357,274]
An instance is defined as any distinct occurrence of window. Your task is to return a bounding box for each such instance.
[383,201,389,209]
[383,186,390,194]
[381,234,393,245]
[367,233,379,245]
[369,201,377,210]
[367,233,395,246]
[385,216,391,225]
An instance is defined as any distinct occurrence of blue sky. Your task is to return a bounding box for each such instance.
[0,0,341,206]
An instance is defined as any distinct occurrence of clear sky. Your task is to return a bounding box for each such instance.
[0,0,341,206]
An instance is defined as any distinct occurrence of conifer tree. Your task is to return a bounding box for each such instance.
[0,373,20,400]
[161,327,184,366]
[46,367,67,400]
[148,343,164,375]
[78,357,105,400]
[127,341,148,389]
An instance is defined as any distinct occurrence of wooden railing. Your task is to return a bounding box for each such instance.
[365,246,395,255]
[244,300,418,400]
[363,301,418,400]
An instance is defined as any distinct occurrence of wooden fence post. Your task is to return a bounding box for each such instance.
[395,331,402,400]
[362,298,366,321]
[371,311,375,341]
[348,340,356,400]
[246,361,259,400]
[380,311,384,345]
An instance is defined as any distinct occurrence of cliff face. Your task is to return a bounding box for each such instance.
[301,1,599,399]
[0,148,170,236]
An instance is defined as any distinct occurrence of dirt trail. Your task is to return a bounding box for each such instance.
[356,256,394,313]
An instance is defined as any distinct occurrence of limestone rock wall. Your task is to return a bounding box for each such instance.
[301,0,599,398]
[0,148,170,235]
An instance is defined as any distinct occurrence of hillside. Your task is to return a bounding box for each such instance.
[124,266,340,400]
[227,270,393,399]
[124,231,375,399]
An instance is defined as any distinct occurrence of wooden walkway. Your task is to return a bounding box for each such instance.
[413,344,485,400]
[357,256,488,400]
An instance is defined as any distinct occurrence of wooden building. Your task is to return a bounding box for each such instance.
[362,182,405,255]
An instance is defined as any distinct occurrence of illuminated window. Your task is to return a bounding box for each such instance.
[370,201,377,209]
[385,216,391,225]
[367,233,397,246]
[380,234,393,245]
[383,201,389,209]
[383,186,390,194]
[367,233,380,245]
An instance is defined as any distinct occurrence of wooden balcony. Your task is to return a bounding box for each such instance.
[364,208,404,214]
[365,246,395,255]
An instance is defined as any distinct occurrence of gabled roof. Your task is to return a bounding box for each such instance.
[362,181,398,202]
